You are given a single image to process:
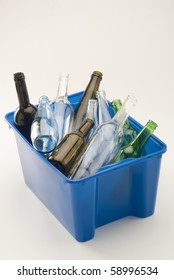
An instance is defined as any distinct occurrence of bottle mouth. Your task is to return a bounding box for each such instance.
[88,99,98,105]
[14,72,25,81]
[39,95,49,104]
[96,89,106,97]
[147,120,158,130]
[126,95,137,107]
[112,99,122,106]
[59,73,69,79]
[92,71,103,79]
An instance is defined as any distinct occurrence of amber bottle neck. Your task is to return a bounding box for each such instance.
[78,119,94,137]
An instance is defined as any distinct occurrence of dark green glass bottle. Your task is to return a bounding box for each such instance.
[112,99,137,145]
[48,118,94,176]
[73,71,102,130]
[14,72,37,141]
[111,120,157,163]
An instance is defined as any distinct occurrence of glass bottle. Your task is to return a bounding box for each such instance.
[13,72,37,140]
[73,71,102,130]
[69,95,137,180]
[48,119,94,176]
[111,120,158,163]
[31,96,59,154]
[112,99,137,145]
[96,90,111,124]
[53,73,74,144]
[85,99,98,139]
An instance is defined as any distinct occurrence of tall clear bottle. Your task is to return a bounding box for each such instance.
[53,73,74,144]
[73,71,102,130]
[85,99,98,139]
[31,96,59,153]
[112,99,137,145]
[48,119,94,176]
[96,90,111,124]
[69,95,137,179]
[110,120,157,163]
[13,72,37,140]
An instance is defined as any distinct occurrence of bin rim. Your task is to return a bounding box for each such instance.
[5,110,167,184]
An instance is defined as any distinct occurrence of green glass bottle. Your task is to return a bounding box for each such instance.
[111,120,158,163]
[73,71,102,130]
[112,99,137,145]
[48,118,94,176]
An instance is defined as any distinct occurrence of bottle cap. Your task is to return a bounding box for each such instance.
[147,120,158,130]
[92,71,103,79]
[14,72,25,81]
[39,95,49,104]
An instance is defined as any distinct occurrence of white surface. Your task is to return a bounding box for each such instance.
[0,0,173,259]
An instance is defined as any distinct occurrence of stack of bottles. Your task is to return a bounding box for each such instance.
[13,71,158,180]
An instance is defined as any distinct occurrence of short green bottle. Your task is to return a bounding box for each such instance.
[112,99,137,145]
[110,120,158,163]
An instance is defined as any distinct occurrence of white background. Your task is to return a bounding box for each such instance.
[0,0,173,260]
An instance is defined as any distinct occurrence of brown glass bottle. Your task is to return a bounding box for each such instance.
[14,72,37,141]
[73,71,102,130]
[48,118,94,176]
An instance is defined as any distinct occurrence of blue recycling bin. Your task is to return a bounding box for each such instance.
[5,91,167,242]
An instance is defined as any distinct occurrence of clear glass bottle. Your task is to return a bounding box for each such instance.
[85,99,98,139]
[112,99,137,145]
[48,119,94,176]
[96,90,111,124]
[53,73,74,144]
[13,72,37,141]
[73,71,102,130]
[31,95,59,153]
[111,120,158,163]
[69,95,137,179]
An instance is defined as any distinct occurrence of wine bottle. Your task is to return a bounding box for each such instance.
[53,73,74,144]
[13,72,37,140]
[112,99,137,145]
[69,95,137,180]
[31,95,59,153]
[96,90,111,124]
[110,120,157,163]
[73,71,102,130]
[48,119,94,176]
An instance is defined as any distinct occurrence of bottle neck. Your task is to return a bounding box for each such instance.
[112,99,122,114]
[85,71,102,98]
[131,120,157,152]
[96,89,111,123]
[96,89,106,101]
[86,99,98,123]
[14,75,30,108]
[56,73,69,101]
[37,95,50,117]
[112,95,137,128]
[78,119,94,137]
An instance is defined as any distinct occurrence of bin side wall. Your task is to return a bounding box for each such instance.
[131,155,162,218]
[14,132,76,238]
[95,155,162,228]
[95,167,132,227]
[70,179,97,242]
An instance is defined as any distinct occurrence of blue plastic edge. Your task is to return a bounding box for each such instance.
[5,90,167,184]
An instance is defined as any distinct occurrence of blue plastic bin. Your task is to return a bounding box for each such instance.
[5,92,167,242]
